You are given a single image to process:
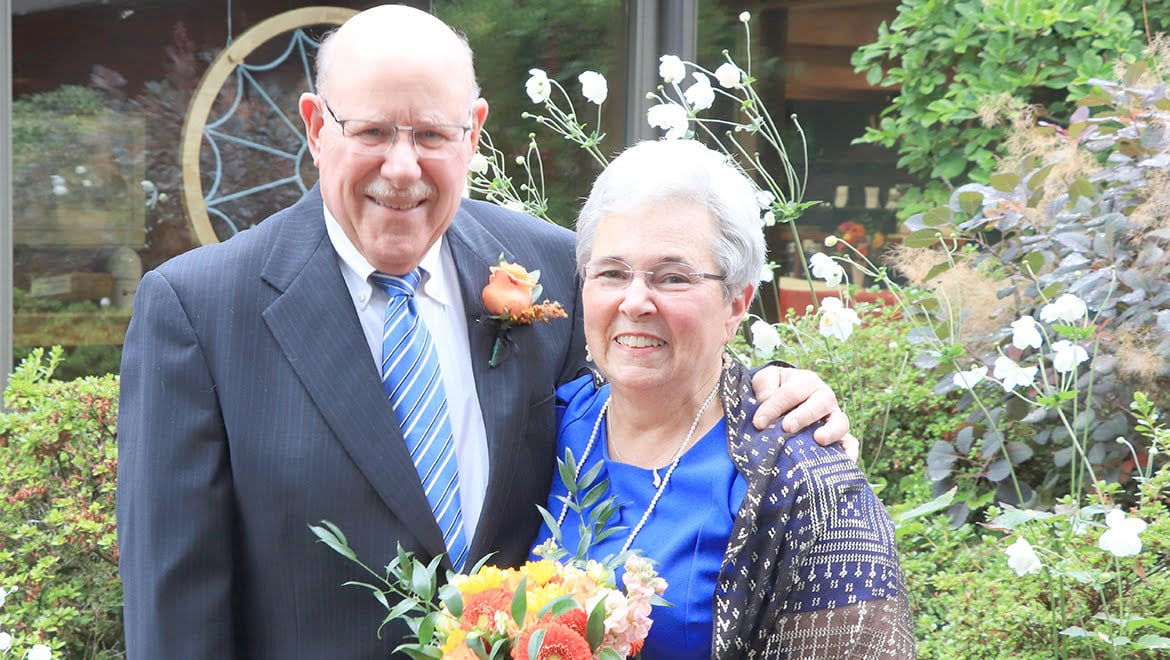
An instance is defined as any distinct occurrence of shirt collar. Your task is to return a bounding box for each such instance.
[323,203,452,307]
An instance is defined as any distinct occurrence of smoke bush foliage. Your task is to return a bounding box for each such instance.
[900,57,1170,513]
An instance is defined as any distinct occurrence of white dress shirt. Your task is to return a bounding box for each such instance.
[324,207,489,546]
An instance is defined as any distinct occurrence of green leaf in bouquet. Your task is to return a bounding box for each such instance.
[558,449,578,494]
[380,597,420,632]
[464,631,491,659]
[467,551,498,576]
[308,521,357,561]
[526,628,547,660]
[579,481,609,510]
[577,459,605,490]
[396,645,443,660]
[592,524,630,545]
[418,611,438,646]
[586,594,608,649]
[599,648,624,660]
[397,544,413,582]
[536,505,563,544]
[512,575,529,625]
[650,593,672,607]
[410,556,437,601]
[440,582,464,618]
[342,580,391,610]
[537,594,580,619]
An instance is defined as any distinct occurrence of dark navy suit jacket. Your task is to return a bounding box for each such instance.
[116,186,586,658]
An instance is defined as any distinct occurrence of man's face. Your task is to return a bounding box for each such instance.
[301,53,487,275]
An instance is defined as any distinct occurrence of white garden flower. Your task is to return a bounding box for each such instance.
[1005,537,1043,576]
[952,365,988,390]
[809,253,846,287]
[525,68,551,104]
[578,71,608,105]
[759,263,775,282]
[1039,293,1088,324]
[28,645,52,660]
[468,153,489,176]
[0,632,11,651]
[761,210,776,227]
[1051,340,1089,373]
[0,585,6,608]
[683,72,715,110]
[750,319,781,357]
[818,297,861,341]
[993,355,1038,391]
[714,62,742,88]
[658,55,686,83]
[646,103,689,139]
[52,183,68,196]
[824,235,839,248]
[74,165,87,175]
[755,189,775,209]
[1098,509,1148,557]
[1010,315,1043,350]
[739,11,751,23]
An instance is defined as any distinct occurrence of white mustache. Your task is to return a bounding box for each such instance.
[364,180,435,201]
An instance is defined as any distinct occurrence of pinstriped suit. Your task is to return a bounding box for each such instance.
[115,186,586,658]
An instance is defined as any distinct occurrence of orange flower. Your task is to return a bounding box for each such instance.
[461,588,513,628]
[511,622,592,660]
[545,608,587,639]
[483,261,538,316]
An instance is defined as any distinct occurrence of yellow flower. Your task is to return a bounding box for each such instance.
[457,566,506,596]
[524,560,560,587]
[440,628,468,656]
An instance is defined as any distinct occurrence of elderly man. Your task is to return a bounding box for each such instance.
[116,5,848,658]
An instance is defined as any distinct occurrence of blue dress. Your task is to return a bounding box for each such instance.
[531,375,747,659]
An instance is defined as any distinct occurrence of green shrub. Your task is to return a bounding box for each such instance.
[742,300,968,505]
[0,347,122,658]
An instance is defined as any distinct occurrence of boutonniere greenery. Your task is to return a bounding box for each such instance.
[480,256,568,367]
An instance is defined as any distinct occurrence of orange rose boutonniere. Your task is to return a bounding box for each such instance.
[480,256,567,367]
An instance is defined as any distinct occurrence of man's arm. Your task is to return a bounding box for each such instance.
[116,271,237,658]
[749,366,858,461]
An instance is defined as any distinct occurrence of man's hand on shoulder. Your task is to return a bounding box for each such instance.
[749,366,858,462]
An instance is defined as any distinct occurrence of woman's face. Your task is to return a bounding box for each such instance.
[583,199,752,397]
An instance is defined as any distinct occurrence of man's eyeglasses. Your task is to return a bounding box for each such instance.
[321,98,472,160]
[584,258,726,294]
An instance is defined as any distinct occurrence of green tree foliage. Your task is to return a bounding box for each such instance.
[852,0,1166,217]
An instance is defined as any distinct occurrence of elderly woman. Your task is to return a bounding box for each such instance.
[533,140,914,658]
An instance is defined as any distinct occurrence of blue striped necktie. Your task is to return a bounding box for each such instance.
[370,269,468,571]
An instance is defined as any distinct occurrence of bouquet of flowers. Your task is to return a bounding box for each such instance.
[311,452,667,659]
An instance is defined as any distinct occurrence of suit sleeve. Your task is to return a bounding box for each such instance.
[116,270,238,658]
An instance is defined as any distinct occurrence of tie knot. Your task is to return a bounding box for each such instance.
[371,269,422,298]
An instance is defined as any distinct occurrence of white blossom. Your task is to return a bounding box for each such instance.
[74,165,87,175]
[824,235,839,248]
[818,297,861,341]
[1005,537,1043,576]
[1039,293,1088,324]
[739,11,751,23]
[683,72,714,111]
[993,355,1038,392]
[952,365,988,389]
[0,585,6,608]
[0,632,10,651]
[658,55,686,83]
[750,319,781,357]
[1051,340,1089,373]
[759,263,775,282]
[140,179,156,192]
[1010,315,1043,350]
[755,189,775,209]
[468,153,489,175]
[809,253,846,287]
[714,62,742,88]
[1098,509,1147,557]
[52,183,69,196]
[646,103,689,139]
[525,68,551,104]
[28,645,52,660]
[577,71,608,105]
[761,210,776,227]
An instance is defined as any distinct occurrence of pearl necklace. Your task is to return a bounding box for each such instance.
[556,382,721,554]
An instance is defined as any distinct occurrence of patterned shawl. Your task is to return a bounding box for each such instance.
[712,357,916,658]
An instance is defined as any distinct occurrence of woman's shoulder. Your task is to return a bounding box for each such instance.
[556,374,607,430]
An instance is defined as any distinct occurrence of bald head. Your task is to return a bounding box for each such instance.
[315,5,480,103]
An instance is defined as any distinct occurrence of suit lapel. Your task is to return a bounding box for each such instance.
[259,191,447,559]
[446,205,532,559]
